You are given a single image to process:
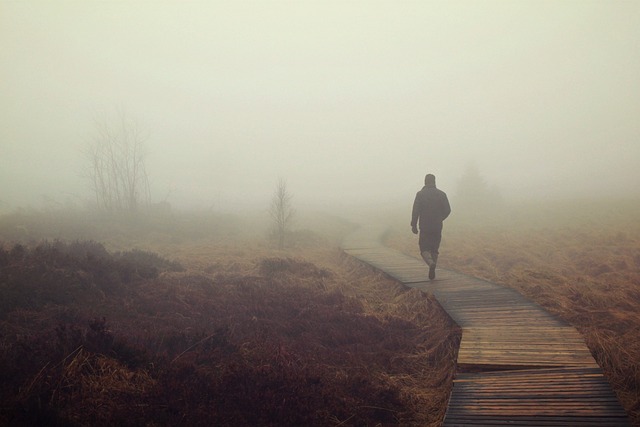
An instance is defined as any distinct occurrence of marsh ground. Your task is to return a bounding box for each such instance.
[1,198,638,425]
[0,209,457,426]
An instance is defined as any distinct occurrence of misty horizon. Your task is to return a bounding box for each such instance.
[2,1,639,212]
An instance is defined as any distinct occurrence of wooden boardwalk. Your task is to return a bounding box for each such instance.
[342,226,629,426]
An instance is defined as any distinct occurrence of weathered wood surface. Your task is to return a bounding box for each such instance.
[341,226,629,426]
[446,367,628,426]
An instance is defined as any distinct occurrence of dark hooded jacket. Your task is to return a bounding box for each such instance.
[411,184,451,232]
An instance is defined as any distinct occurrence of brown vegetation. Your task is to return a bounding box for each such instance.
[6,198,634,425]
[0,210,458,426]
[386,198,640,425]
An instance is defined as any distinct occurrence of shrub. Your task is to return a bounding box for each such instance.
[0,240,184,316]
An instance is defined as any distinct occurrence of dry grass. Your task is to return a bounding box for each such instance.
[386,198,640,424]
[0,209,458,426]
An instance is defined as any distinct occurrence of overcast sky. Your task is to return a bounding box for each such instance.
[1,1,639,211]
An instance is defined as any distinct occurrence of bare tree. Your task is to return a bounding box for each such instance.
[85,111,150,213]
[269,178,294,249]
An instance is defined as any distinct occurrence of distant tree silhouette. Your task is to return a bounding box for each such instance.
[85,111,150,213]
[455,163,502,212]
[269,178,294,249]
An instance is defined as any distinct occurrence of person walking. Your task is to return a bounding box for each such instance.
[411,173,451,280]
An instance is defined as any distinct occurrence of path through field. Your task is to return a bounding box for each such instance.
[342,225,630,426]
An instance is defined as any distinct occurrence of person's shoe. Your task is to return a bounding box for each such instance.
[428,264,436,280]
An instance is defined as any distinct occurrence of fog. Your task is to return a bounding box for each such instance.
[2,1,639,213]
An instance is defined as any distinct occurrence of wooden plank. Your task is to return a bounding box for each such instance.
[446,367,628,425]
[443,418,628,427]
[457,344,598,367]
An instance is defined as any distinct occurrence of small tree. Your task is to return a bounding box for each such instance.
[455,163,502,212]
[269,178,294,249]
[85,111,150,213]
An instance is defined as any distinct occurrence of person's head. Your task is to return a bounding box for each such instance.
[424,174,436,186]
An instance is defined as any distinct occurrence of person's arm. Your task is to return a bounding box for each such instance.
[411,193,420,234]
[442,194,451,221]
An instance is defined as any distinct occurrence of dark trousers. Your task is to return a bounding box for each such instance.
[419,231,441,264]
